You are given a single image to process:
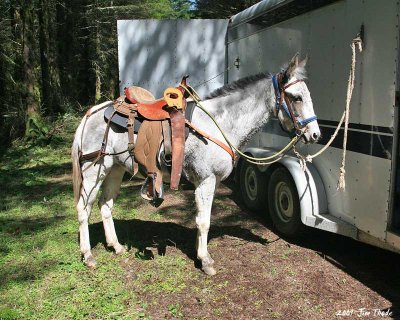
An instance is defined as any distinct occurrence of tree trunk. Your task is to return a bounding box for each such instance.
[21,1,47,139]
[38,0,51,112]
[94,1,102,103]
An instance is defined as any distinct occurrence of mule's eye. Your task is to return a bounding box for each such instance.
[294,96,302,102]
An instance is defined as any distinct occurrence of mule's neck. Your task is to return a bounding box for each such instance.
[204,77,276,148]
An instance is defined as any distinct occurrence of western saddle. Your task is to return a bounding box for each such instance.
[80,76,235,208]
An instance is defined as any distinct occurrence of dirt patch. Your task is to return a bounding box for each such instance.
[114,180,400,319]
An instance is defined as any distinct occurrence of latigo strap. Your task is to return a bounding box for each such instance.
[169,109,186,190]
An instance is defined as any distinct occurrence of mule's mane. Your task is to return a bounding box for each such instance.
[205,73,269,99]
[205,65,307,100]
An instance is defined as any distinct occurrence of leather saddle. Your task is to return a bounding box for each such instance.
[103,77,193,208]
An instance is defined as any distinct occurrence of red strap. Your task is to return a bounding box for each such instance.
[283,79,303,90]
[185,120,236,161]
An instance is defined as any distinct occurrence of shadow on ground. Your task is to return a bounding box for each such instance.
[224,179,400,318]
[290,228,400,317]
[89,218,270,269]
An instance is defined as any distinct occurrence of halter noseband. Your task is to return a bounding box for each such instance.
[272,73,317,135]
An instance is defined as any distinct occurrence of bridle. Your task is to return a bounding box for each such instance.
[272,73,317,136]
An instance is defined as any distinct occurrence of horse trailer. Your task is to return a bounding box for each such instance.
[117,0,400,254]
[229,0,400,253]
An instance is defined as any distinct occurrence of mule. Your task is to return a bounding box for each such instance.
[71,54,320,275]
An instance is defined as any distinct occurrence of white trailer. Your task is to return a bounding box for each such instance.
[229,0,400,253]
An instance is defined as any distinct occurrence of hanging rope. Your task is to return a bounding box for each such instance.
[293,35,363,191]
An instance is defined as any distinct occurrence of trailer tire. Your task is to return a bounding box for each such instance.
[239,161,267,211]
[268,167,304,237]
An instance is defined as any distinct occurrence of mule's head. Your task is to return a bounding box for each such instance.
[274,54,320,144]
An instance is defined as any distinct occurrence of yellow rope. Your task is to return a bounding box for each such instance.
[180,84,300,165]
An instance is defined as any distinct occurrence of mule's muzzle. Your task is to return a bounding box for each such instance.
[302,126,321,144]
[311,132,321,142]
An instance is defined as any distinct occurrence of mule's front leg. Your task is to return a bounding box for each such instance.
[195,175,217,276]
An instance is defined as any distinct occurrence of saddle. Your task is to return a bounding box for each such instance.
[80,77,235,208]
[104,77,189,207]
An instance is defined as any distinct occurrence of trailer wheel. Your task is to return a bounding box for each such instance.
[239,161,267,211]
[268,167,304,237]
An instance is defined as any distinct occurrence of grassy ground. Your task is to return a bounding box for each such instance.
[1,114,399,319]
[0,114,140,319]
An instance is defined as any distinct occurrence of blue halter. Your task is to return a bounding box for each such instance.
[272,74,317,129]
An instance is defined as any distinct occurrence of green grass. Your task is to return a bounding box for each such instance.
[0,113,171,319]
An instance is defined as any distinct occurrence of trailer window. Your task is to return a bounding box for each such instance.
[228,0,340,43]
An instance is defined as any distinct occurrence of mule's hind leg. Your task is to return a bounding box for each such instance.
[77,165,107,268]
[195,175,217,276]
[98,165,125,255]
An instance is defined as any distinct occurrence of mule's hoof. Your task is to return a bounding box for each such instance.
[114,244,126,255]
[85,256,97,269]
[202,265,217,276]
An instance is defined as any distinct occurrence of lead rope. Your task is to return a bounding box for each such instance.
[293,35,363,190]
[179,84,300,165]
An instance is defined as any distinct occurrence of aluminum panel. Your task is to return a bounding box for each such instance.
[176,20,228,96]
[358,0,397,127]
[118,19,228,98]
[258,15,310,73]
[228,36,261,80]
[308,0,397,128]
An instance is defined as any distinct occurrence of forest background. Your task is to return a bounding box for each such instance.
[0,0,260,149]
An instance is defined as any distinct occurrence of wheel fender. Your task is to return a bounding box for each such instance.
[278,157,327,224]
[238,147,328,222]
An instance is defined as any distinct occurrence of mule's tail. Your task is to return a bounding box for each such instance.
[72,117,86,205]
[72,140,82,205]
[72,102,113,205]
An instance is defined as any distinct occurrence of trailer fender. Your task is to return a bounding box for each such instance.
[278,157,328,223]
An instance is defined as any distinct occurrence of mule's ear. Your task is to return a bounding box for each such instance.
[298,55,308,68]
[284,53,299,79]
[290,52,300,65]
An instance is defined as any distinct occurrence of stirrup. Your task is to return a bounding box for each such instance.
[140,176,164,208]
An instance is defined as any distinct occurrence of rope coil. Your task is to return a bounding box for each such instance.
[294,35,363,191]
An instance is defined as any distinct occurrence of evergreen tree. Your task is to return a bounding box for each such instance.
[0,0,194,144]
[194,0,259,18]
